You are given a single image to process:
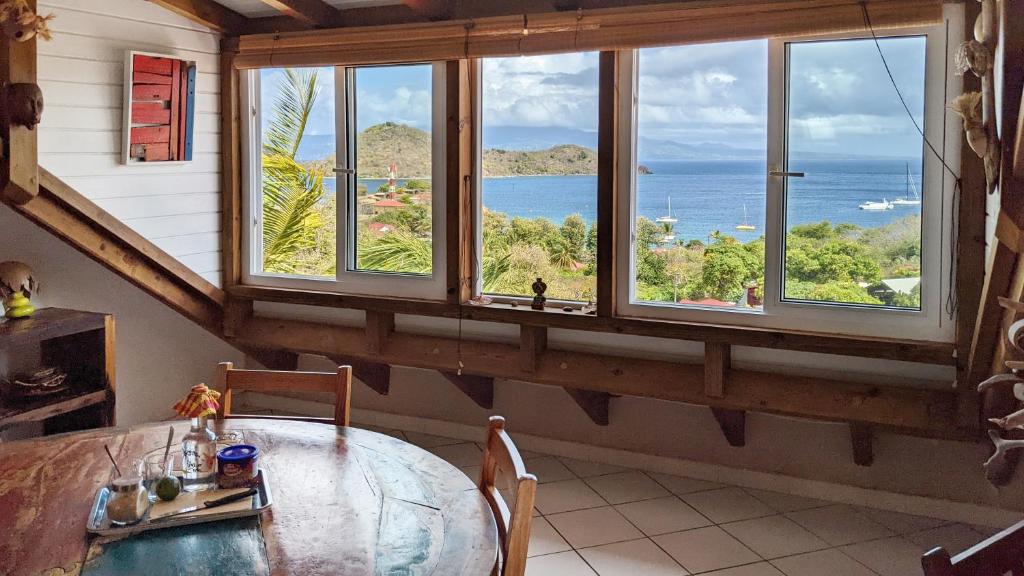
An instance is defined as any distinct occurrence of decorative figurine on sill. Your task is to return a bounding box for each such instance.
[173,384,221,492]
[0,261,38,319]
[531,277,547,310]
[0,0,55,42]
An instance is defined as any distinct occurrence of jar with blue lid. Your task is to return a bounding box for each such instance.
[216,444,259,489]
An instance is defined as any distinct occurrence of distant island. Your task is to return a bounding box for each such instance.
[307,122,651,178]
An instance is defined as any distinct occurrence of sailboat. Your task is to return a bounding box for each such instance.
[890,163,922,206]
[656,197,678,224]
[859,198,893,210]
[735,204,755,231]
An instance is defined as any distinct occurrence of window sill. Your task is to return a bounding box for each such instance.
[228,284,955,365]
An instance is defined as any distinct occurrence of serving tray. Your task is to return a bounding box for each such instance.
[86,469,273,536]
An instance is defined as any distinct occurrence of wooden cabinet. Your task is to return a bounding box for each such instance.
[0,308,115,437]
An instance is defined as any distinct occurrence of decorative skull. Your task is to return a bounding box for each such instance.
[4,83,44,130]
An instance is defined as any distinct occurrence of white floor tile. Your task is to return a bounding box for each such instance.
[649,473,724,495]
[771,548,875,576]
[614,496,711,536]
[578,538,690,576]
[905,524,986,556]
[526,456,578,484]
[425,442,483,467]
[743,489,828,513]
[546,507,644,549]
[653,526,761,574]
[534,479,608,515]
[586,471,670,504]
[560,458,629,478]
[526,550,597,576]
[403,431,465,448]
[720,515,828,559]
[702,563,785,576]
[840,536,925,576]
[681,488,775,524]
[786,504,894,546]
[855,507,948,534]
[528,517,573,557]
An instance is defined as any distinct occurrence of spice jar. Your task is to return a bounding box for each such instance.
[106,477,149,525]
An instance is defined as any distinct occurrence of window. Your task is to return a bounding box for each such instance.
[242,63,446,299]
[618,19,958,340]
[477,52,601,303]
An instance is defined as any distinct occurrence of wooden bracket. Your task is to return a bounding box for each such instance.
[565,388,611,426]
[331,356,391,396]
[365,310,394,355]
[243,348,300,371]
[440,371,494,409]
[0,0,39,205]
[704,342,731,398]
[223,296,254,338]
[850,424,874,467]
[520,325,547,372]
[710,408,745,447]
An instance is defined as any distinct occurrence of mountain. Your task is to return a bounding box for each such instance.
[482,144,598,177]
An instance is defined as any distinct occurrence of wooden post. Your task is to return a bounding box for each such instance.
[710,408,745,447]
[704,342,731,398]
[519,325,547,373]
[596,51,618,316]
[220,38,243,288]
[445,59,474,304]
[365,310,394,355]
[223,295,253,338]
[0,0,39,205]
[850,424,874,467]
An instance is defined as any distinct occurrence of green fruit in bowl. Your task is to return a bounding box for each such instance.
[155,475,181,501]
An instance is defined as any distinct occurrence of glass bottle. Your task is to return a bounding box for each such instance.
[180,415,217,491]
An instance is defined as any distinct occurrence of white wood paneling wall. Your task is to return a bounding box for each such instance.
[37,0,224,285]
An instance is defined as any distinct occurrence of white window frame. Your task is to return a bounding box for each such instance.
[615,8,962,341]
[241,63,447,300]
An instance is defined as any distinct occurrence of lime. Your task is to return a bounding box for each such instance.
[155,476,181,501]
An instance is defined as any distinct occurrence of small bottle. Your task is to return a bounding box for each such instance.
[106,477,148,525]
[181,415,217,491]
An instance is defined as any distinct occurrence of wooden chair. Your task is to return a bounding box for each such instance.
[922,519,1024,575]
[214,361,352,426]
[478,416,537,576]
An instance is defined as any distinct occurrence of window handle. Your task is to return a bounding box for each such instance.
[333,167,355,174]
[769,170,805,178]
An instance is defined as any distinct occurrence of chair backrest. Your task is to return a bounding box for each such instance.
[922,519,1024,576]
[478,416,537,576]
[215,361,352,426]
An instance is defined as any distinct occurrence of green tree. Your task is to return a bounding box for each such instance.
[357,230,432,273]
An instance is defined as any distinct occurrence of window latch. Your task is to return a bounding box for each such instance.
[333,168,355,174]
[769,171,805,178]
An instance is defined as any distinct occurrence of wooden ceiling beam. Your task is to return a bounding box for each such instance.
[256,0,341,27]
[147,0,249,33]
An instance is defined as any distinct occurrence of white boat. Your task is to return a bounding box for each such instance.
[656,197,678,224]
[890,163,921,206]
[859,198,893,211]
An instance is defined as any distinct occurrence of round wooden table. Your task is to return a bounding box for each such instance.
[0,419,498,576]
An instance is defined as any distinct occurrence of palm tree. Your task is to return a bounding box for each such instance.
[261,69,329,275]
[357,230,433,274]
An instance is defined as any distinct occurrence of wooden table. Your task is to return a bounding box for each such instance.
[0,419,498,576]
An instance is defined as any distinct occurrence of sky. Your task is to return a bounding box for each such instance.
[261,34,927,161]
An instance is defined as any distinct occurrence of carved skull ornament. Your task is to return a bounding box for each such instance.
[4,82,43,130]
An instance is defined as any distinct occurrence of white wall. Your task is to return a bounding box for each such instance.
[36,0,224,285]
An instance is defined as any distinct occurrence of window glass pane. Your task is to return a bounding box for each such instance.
[259,67,336,277]
[481,52,600,302]
[784,37,926,309]
[633,41,768,309]
[350,64,434,275]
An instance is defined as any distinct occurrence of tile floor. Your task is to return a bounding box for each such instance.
[358,424,1001,576]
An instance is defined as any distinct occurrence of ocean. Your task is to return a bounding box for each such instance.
[325,159,923,243]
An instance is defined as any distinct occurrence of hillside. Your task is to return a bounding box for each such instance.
[308,123,647,178]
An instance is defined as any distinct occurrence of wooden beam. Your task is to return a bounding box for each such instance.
[231,316,966,438]
[704,342,730,398]
[850,424,874,467]
[223,295,253,338]
[445,59,474,304]
[330,356,391,395]
[968,242,1018,393]
[596,51,617,316]
[440,371,494,409]
[1,0,38,205]
[256,0,340,26]
[148,0,249,33]
[220,38,243,288]
[710,408,745,447]
[565,388,611,426]
[520,325,547,372]
[365,310,394,355]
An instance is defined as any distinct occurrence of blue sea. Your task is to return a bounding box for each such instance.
[327,159,923,243]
